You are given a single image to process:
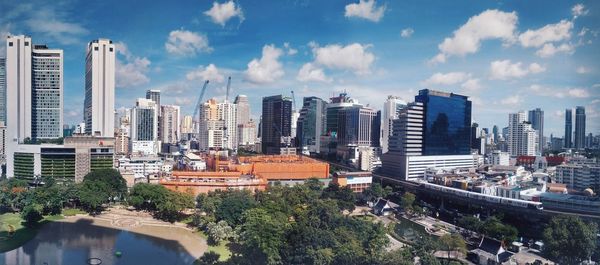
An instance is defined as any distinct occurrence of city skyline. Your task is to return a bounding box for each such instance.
[1,0,599,137]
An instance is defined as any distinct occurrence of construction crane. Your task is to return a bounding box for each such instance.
[225,76,231,102]
[193,80,210,132]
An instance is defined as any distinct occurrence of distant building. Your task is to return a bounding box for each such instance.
[261,95,292,154]
[145,90,160,109]
[556,162,600,191]
[160,105,180,145]
[198,99,237,150]
[234,95,251,126]
[161,171,266,196]
[564,108,573,148]
[0,57,6,124]
[528,108,544,154]
[114,128,129,156]
[490,150,509,166]
[333,171,373,193]
[180,115,194,134]
[381,96,406,153]
[296,96,327,154]
[84,39,115,137]
[238,121,257,146]
[131,98,159,155]
[574,106,586,150]
[508,112,537,156]
[337,105,379,148]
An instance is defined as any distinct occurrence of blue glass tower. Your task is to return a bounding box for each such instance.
[415,89,472,155]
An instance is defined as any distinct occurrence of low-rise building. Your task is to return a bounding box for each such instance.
[117,156,163,178]
[555,163,600,191]
[160,171,266,196]
[183,152,207,171]
[332,171,372,193]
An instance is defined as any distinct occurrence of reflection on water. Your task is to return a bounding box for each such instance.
[0,219,199,265]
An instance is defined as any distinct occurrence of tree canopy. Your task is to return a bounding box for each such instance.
[543,215,598,264]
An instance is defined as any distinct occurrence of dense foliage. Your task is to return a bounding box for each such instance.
[128,183,194,222]
[543,215,598,264]
[79,169,127,213]
[457,215,518,243]
[193,180,391,265]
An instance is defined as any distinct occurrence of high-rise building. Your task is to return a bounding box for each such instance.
[508,112,537,156]
[234,95,250,126]
[415,89,472,155]
[84,39,115,137]
[238,121,257,146]
[326,93,360,136]
[574,106,586,150]
[296,96,327,153]
[261,95,292,154]
[5,35,64,178]
[160,105,180,144]
[528,108,544,154]
[492,125,499,144]
[337,106,379,147]
[387,102,424,156]
[198,99,237,150]
[130,98,158,142]
[146,90,161,109]
[0,57,6,124]
[31,44,63,139]
[565,108,572,148]
[381,95,406,153]
[181,115,194,134]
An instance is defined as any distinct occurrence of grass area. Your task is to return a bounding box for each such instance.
[62,208,87,216]
[0,213,64,252]
[353,214,375,222]
[196,230,232,261]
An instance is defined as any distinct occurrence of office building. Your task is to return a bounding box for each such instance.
[337,106,379,147]
[326,92,359,136]
[528,108,544,154]
[238,121,257,146]
[84,39,115,137]
[508,112,537,156]
[492,125,499,144]
[181,115,194,134]
[145,90,160,109]
[381,96,407,153]
[130,98,159,155]
[114,128,129,156]
[574,106,586,150]
[490,150,510,166]
[198,99,238,150]
[160,105,180,144]
[296,96,327,153]
[565,108,572,148]
[556,162,600,191]
[234,95,251,126]
[261,95,292,154]
[0,57,5,124]
[31,45,63,139]
[0,122,5,163]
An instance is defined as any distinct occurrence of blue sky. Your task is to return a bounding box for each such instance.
[1,0,599,137]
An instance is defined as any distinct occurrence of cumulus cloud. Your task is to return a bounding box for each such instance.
[165,29,212,56]
[535,43,575,58]
[401,28,414,38]
[283,42,298,55]
[297,63,332,83]
[489,60,546,80]
[461,78,482,91]
[499,95,522,105]
[204,1,244,26]
[0,24,12,55]
[423,72,470,85]
[576,66,590,74]
[529,84,591,98]
[115,42,151,88]
[572,4,588,18]
[244,44,285,84]
[430,10,518,64]
[311,43,375,74]
[344,0,386,22]
[518,19,573,48]
[186,64,225,83]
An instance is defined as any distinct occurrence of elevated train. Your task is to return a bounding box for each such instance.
[419,182,543,210]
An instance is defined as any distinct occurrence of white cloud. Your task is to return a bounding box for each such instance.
[244,44,285,84]
[572,4,588,18]
[165,29,212,56]
[424,72,470,86]
[489,60,546,80]
[430,10,518,64]
[578,27,589,37]
[401,28,414,38]
[518,20,573,48]
[297,63,332,83]
[283,42,298,55]
[576,66,590,74]
[529,84,591,98]
[344,0,386,22]
[312,43,375,74]
[591,99,600,104]
[204,1,244,26]
[535,43,575,58]
[0,24,12,55]
[186,64,225,83]
[174,97,194,106]
[115,42,151,89]
[500,95,522,105]
[461,79,482,91]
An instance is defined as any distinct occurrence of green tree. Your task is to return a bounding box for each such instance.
[195,251,221,265]
[79,169,127,213]
[21,203,43,226]
[156,190,195,222]
[215,190,256,226]
[439,233,467,264]
[458,216,483,234]
[322,183,356,211]
[205,220,237,245]
[543,215,598,264]
[239,208,286,265]
[481,217,518,243]
[401,192,416,213]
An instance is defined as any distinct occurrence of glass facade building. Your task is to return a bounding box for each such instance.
[415,89,472,155]
[261,95,292,154]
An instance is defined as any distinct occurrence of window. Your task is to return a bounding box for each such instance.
[94,47,98,51]
[109,47,113,52]
[8,42,12,47]
[25,42,29,46]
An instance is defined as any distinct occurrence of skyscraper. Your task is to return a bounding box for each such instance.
[261,95,292,154]
[146,90,161,108]
[381,95,406,153]
[508,112,537,156]
[564,108,572,148]
[337,106,379,147]
[574,106,586,149]
[31,44,63,139]
[0,57,6,124]
[197,99,237,150]
[181,115,194,134]
[84,39,115,137]
[296,96,327,153]
[234,95,250,126]
[160,105,180,144]
[528,108,544,154]
[6,35,33,144]
[130,98,159,155]
[492,125,499,144]
[415,89,472,155]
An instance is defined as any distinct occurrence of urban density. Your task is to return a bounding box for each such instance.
[0,1,599,265]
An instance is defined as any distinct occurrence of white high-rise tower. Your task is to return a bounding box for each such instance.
[84,38,115,137]
[382,95,406,153]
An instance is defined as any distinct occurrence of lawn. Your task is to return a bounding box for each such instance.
[196,230,232,261]
[0,213,64,252]
[62,208,87,216]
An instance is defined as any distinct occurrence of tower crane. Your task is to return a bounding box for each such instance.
[193,80,210,133]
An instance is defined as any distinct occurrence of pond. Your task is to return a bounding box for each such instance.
[0,218,207,265]
[394,216,437,242]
